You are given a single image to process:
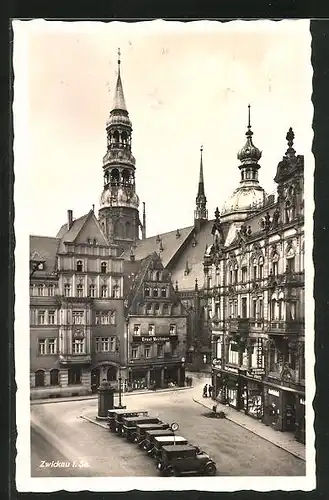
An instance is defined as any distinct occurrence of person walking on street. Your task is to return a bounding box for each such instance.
[203,384,208,398]
[208,384,213,399]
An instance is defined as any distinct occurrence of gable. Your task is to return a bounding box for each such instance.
[74,214,108,246]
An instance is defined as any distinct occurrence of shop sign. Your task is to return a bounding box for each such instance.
[247,371,262,380]
[268,388,280,397]
[300,398,305,405]
[249,368,265,375]
[132,335,177,343]
[225,366,239,374]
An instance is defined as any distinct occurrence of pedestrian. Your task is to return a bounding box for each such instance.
[208,385,213,398]
[203,384,208,398]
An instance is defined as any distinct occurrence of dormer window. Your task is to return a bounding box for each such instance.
[145,286,150,297]
[153,288,159,298]
[76,260,83,272]
[101,262,107,274]
[161,287,167,298]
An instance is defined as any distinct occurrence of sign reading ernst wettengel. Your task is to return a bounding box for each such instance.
[132,335,177,343]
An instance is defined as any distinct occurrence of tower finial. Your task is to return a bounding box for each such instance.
[117,47,121,74]
[248,104,251,128]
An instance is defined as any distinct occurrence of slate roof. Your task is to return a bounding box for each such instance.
[30,235,61,277]
[122,226,194,268]
[56,213,90,241]
[169,220,215,291]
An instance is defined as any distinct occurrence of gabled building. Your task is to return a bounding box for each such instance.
[123,252,187,390]
[30,209,125,399]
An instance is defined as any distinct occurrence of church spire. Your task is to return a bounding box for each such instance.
[194,145,208,226]
[112,48,127,112]
[237,104,262,184]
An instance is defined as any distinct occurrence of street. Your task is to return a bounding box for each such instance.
[30,381,306,477]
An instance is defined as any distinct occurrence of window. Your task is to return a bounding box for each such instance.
[155,304,160,314]
[278,300,284,320]
[110,311,116,324]
[234,269,238,283]
[101,285,108,298]
[72,339,85,354]
[48,338,56,354]
[148,324,155,335]
[38,339,46,355]
[259,299,263,318]
[145,286,150,297]
[134,324,141,335]
[76,260,83,272]
[268,344,277,371]
[228,343,239,365]
[157,344,164,357]
[48,285,55,296]
[259,264,263,280]
[101,262,107,273]
[252,300,257,318]
[132,347,138,359]
[153,288,159,297]
[37,285,44,296]
[101,338,110,351]
[233,300,238,318]
[169,324,176,335]
[73,311,84,324]
[271,299,277,320]
[68,367,81,385]
[253,265,257,280]
[161,287,167,298]
[273,261,278,276]
[76,284,84,297]
[241,298,247,319]
[242,266,247,282]
[163,304,169,315]
[155,271,161,281]
[89,284,96,297]
[48,311,55,325]
[107,366,117,382]
[50,369,59,386]
[110,337,116,351]
[287,257,295,273]
[146,303,152,315]
[64,284,71,297]
[35,370,45,387]
[144,346,151,358]
[229,270,233,284]
[112,285,119,298]
[38,310,45,325]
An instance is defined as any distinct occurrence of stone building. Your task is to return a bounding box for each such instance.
[203,116,305,443]
[30,210,125,399]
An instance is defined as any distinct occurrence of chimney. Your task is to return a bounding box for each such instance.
[92,204,95,213]
[67,210,73,230]
[142,202,146,239]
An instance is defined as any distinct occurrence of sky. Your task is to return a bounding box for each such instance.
[13,19,313,238]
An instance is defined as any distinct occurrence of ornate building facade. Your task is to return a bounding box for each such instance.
[204,123,305,443]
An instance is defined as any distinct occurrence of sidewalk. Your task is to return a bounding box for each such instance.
[193,397,305,462]
[30,385,193,405]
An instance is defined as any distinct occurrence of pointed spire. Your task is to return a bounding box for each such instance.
[197,145,205,197]
[112,48,127,112]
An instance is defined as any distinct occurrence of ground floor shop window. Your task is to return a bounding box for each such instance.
[227,388,238,407]
[50,369,59,386]
[247,390,263,419]
[35,370,45,387]
[68,367,81,385]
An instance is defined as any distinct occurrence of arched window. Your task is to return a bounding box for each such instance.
[153,288,159,297]
[50,369,59,386]
[112,285,119,298]
[48,284,55,297]
[155,271,160,281]
[107,366,117,382]
[101,285,108,298]
[101,262,107,274]
[110,168,120,185]
[76,284,84,297]
[113,130,120,144]
[122,169,130,185]
[35,370,45,387]
[76,260,83,272]
[121,131,128,145]
[37,284,44,296]
[145,286,150,297]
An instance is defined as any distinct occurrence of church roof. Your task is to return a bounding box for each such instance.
[30,235,61,276]
[56,213,89,241]
[122,226,195,268]
[169,220,216,291]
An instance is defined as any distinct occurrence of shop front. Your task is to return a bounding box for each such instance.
[246,379,264,419]
[129,368,148,390]
[263,383,298,432]
[295,395,306,444]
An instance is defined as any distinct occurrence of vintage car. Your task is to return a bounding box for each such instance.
[134,423,170,446]
[151,435,188,459]
[156,444,217,476]
[122,416,162,441]
[111,410,149,434]
[142,429,175,452]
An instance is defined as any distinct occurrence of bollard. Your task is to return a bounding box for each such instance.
[96,379,115,420]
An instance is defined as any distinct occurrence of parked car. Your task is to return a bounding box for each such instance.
[122,416,161,441]
[143,429,175,452]
[134,423,170,446]
[151,435,188,459]
[156,444,217,476]
[110,410,149,434]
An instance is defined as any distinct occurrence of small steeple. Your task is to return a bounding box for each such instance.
[112,48,127,112]
[194,145,208,225]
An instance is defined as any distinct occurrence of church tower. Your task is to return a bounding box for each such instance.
[194,146,208,232]
[99,50,142,255]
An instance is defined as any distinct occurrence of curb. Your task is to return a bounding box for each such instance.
[192,398,305,462]
[31,385,194,405]
[79,414,109,430]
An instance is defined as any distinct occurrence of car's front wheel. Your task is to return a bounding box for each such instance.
[165,465,175,476]
[204,461,217,476]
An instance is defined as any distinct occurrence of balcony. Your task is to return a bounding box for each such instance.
[59,353,92,365]
[227,318,249,334]
[268,271,304,289]
[267,320,304,336]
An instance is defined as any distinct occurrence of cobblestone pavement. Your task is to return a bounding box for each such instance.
[31,380,305,477]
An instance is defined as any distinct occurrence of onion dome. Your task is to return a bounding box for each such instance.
[237,105,262,165]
